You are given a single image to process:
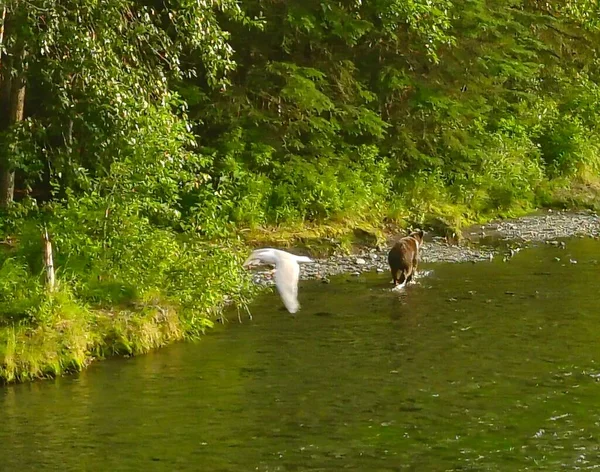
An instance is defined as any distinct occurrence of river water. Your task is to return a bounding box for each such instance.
[2,239,600,471]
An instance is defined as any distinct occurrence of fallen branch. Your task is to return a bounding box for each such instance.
[43,228,55,291]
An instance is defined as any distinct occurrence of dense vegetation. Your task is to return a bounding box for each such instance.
[1,0,599,382]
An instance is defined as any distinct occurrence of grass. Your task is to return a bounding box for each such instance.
[241,216,389,256]
[2,178,600,385]
[241,176,600,255]
[0,288,184,384]
[540,175,600,211]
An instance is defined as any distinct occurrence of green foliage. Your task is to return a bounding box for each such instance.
[2,0,600,382]
[0,257,43,324]
[538,116,600,178]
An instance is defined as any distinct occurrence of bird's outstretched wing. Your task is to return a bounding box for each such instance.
[274,257,300,314]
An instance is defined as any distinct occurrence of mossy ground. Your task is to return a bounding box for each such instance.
[0,288,184,384]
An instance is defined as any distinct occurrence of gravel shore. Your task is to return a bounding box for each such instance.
[248,210,600,286]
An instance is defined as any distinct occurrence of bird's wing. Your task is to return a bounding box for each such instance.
[274,257,300,314]
[243,249,276,268]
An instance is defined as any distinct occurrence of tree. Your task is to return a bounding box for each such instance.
[0,5,27,207]
[0,0,257,207]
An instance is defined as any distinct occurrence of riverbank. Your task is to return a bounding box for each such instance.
[2,209,600,385]
[246,209,600,287]
[0,233,254,384]
[0,299,186,384]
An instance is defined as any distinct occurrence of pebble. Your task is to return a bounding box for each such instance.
[494,211,600,241]
[249,211,600,287]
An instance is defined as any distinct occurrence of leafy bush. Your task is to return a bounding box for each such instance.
[2,0,600,383]
[0,257,43,324]
[538,116,600,179]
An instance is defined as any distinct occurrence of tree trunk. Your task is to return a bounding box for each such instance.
[0,7,6,66]
[0,66,12,207]
[0,165,15,206]
[0,37,26,208]
[0,8,10,206]
[0,9,11,130]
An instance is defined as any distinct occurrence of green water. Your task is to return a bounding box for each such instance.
[2,239,600,471]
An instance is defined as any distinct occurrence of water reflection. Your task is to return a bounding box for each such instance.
[2,239,600,470]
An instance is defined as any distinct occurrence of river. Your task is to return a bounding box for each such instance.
[2,238,600,471]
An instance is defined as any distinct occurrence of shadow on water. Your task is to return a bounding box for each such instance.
[3,239,600,471]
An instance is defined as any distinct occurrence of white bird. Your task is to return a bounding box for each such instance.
[243,248,313,314]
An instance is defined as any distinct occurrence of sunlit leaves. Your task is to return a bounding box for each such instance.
[0,0,262,216]
[373,0,456,62]
[3,0,600,233]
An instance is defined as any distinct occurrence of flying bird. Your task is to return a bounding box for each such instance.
[243,248,313,314]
